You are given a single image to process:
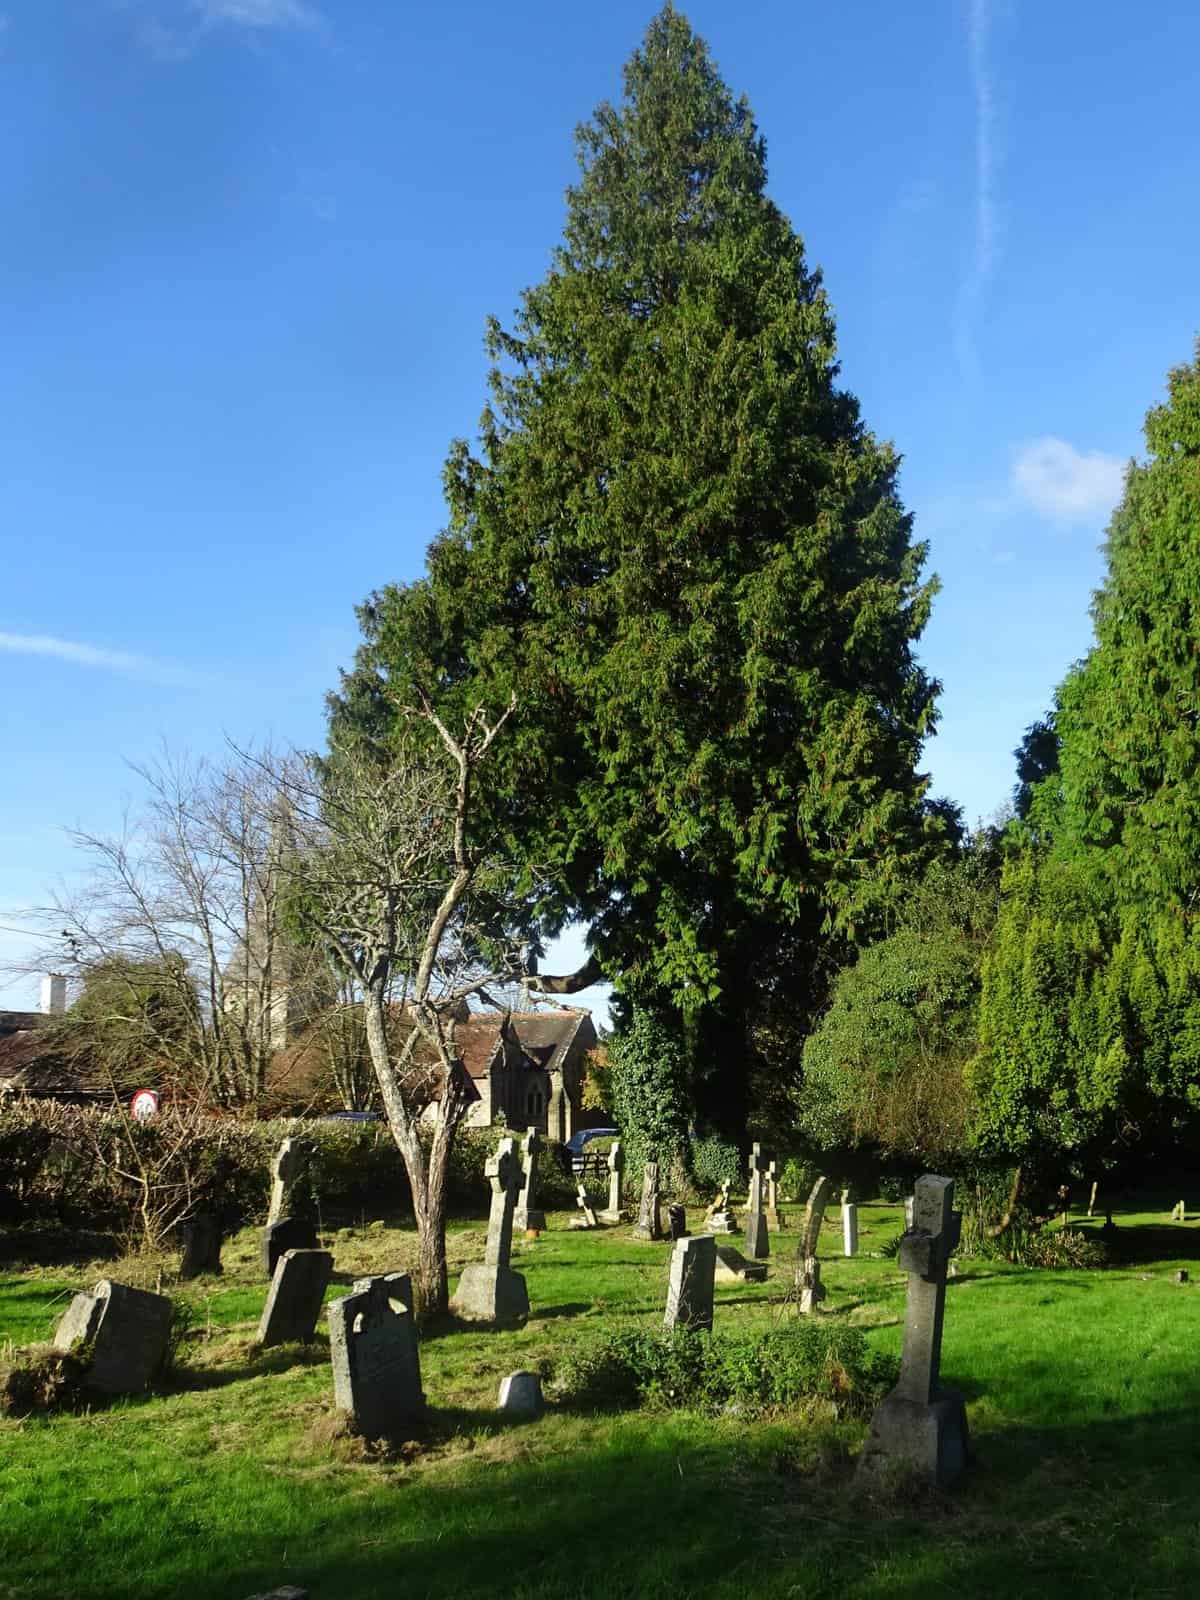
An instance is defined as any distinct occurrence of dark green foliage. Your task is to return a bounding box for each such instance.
[687,1134,741,1193]
[330,7,941,1136]
[553,1322,894,1417]
[1012,715,1060,822]
[796,852,1000,1165]
[605,1007,691,1180]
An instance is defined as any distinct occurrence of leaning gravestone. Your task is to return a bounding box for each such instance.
[570,1180,600,1229]
[714,1244,767,1284]
[261,1215,319,1278]
[705,1181,738,1235]
[513,1128,546,1234]
[743,1143,770,1260]
[450,1136,530,1326]
[599,1140,628,1224]
[328,1273,424,1437]
[633,1156,663,1241]
[858,1173,969,1487]
[795,1175,833,1313]
[664,1234,717,1332]
[179,1211,222,1279]
[53,1279,173,1395]
[1171,1200,1186,1223]
[258,1248,334,1347]
[267,1136,306,1228]
[667,1203,688,1241]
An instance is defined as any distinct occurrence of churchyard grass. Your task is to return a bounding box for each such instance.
[3,1199,1200,1597]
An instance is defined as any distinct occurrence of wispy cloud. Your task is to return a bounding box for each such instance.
[1012,438,1125,522]
[953,0,1000,386]
[0,631,202,686]
[190,0,320,29]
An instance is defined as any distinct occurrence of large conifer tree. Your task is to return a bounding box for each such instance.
[331,8,941,1135]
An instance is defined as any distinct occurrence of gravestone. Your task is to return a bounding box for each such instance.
[843,1200,859,1257]
[743,1143,770,1259]
[904,1195,914,1229]
[714,1244,768,1284]
[267,1136,306,1228]
[570,1180,600,1229]
[705,1182,738,1235]
[1171,1200,1186,1223]
[179,1212,222,1279]
[633,1157,663,1241]
[261,1216,319,1278]
[858,1174,969,1487]
[667,1203,688,1241]
[514,1128,546,1234]
[328,1272,424,1437]
[53,1279,173,1395]
[766,1159,785,1231]
[795,1175,833,1314]
[599,1140,627,1224]
[498,1371,543,1416]
[1088,1180,1098,1218]
[258,1248,334,1347]
[450,1136,530,1325]
[663,1234,717,1332]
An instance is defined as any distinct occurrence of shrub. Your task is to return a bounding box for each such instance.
[689,1135,741,1195]
[554,1323,895,1419]
[0,1348,89,1418]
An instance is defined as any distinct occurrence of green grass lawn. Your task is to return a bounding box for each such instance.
[3,1198,1200,1599]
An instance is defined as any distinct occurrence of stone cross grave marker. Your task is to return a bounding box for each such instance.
[179,1211,222,1279]
[261,1215,319,1278]
[843,1194,859,1257]
[705,1180,738,1235]
[795,1175,833,1313]
[633,1155,662,1241]
[858,1174,969,1486]
[1172,1200,1186,1223]
[450,1135,530,1325]
[663,1234,716,1332]
[743,1143,770,1259]
[514,1128,545,1234]
[571,1180,600,1229]
[766,1159,785,1230]
[328,1272,424,1437]
[54,1279,173,1395]
[258,1248,334,1347]
[267,1137,305,1228]
[599,1139,627,1223]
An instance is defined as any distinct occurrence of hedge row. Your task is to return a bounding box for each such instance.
[0,1100,578,1241]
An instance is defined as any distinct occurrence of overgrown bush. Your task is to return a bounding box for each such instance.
[688,1135,741,1195]
[0,1347,90,1418]
[554,1323,895,1418]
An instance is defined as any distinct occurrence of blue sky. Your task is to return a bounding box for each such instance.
[2,0,1198,1013]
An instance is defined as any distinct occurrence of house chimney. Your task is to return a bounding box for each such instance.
[40,974,67,1016]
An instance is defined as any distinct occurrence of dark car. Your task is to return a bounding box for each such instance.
[564,1126,619,1173]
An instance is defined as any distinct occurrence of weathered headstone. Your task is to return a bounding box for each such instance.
[705,1181,738,1235]
[663,1234,716,1332]
[743,1143,770,1259]
[766,1159,785,1230]
[328,1272,424,1437]
[795,1175,832,1314]
[904,1195,914,1229]
[714,1244,768,1284]
[53,1279,173,1395]
[450,1136,530,1325]
[513,1127,546,1234]
[570,1180,600,1229]
[633,1157,663,1241]
[179,1211,222,1279]
[667,1202,688,1240]
[498,1371,543,1416]
[599,1140,627,1224]
[858,1174,969,1487]
[843,1200,859,1257]
[1087,1180,1098,1218]
[258,1248,334,1347]
[261,1215,319,1278]
[267,1136,305,1228]
[1171,1199,1186,1223]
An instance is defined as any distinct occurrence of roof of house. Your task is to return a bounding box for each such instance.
[509,1010,595,1072]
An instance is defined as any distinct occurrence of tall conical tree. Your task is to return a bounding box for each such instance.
[331,8,942,1136]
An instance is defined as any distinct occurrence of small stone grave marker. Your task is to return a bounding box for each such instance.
[843,1198,859,1257]
[714,1244,767,1284]
[743,1143,770,1259]
[633,1156,663,1241]
[498,1371,543,1416]
[267,1136,306,1228]
[328,1272,424,1437]
[450,1136,530,1326]
[667,1202,688,1240]
[599,1139,628,1223]
[514,1128,545,1234]
[858,1173,969,1487]
[795,1175,832,1313]
[705,1181,738,1235]
[570,1180,600,1229]
[664,1234,716,1332]
[258,1248,334,1347]
[766,1159,785,1230]
[261,1215,319,1278]
[1171,1200,1186,1223]
[53,1279,173,1395]
[179,1211,222,1279]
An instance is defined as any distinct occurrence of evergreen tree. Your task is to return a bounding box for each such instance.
[331,8,941,1136]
